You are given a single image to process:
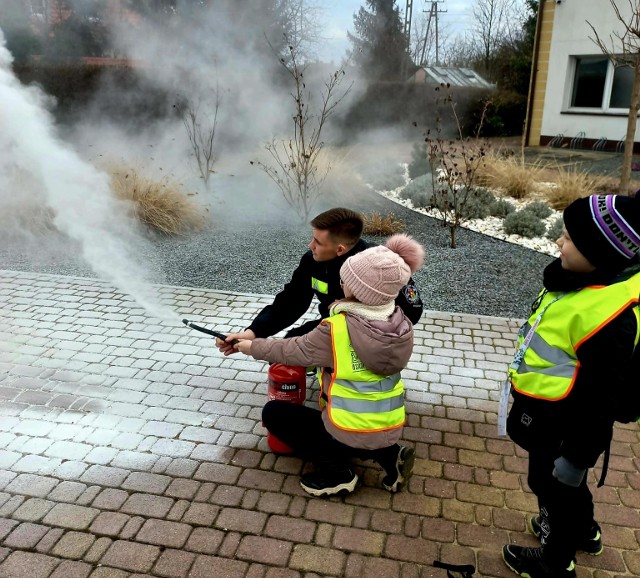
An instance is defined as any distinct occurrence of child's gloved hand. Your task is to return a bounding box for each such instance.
[553,456,586,487]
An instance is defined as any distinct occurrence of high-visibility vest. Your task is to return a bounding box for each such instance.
[510,272,640,401]
[320,313,406,432]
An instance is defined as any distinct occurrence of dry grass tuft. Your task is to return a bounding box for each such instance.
[362,211,406,237]
[476,153,544,199]
[108,167,204,235]
[539,166,602,210]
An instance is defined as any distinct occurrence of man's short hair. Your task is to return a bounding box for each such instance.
[310,208,363,246]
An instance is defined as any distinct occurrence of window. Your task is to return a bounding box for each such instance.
[569,56,634,112]
[571,57,607,107]
[610,66,633,108]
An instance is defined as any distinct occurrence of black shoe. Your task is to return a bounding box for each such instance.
[382,446,415,492]
[502,545,576,578]
[528,515,603,556]
[300,468,358,497]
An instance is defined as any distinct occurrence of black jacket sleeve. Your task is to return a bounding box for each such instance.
[247,254,315,338]
[560,307,638,468]
[396,277,424,324]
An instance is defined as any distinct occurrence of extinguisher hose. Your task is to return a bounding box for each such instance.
[182,319,239,344]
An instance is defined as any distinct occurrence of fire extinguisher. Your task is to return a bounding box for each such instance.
[265,363,307,454]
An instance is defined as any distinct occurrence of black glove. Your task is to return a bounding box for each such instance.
[553,456,586,487]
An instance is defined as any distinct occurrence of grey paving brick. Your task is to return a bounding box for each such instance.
[6,473,59,498]
[0,551,60,578]
[11,498,55,522]
[110,450,158,471]
[80,465,129,487]
[43,504,100,530]
[122,472,172,495]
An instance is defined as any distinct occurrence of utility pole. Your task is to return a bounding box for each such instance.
[418,0,447,67]
[402,0,414,80]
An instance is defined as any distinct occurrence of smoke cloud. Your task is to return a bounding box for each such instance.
[0,29,173,319]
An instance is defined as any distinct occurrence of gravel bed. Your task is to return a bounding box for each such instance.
[0,186,553,320]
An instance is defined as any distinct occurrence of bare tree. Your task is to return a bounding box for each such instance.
[179,85,221,191]
[588,0,640,194]
[470,0,519,78]
[280,0,326,63]
[426,84,490,248]
[253,42,351,221]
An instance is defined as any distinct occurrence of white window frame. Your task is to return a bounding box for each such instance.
[566,55,633,114]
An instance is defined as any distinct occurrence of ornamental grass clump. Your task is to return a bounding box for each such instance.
[477,153,544,199]
[542,166,600,209]
[109,167,204,235]
[362,211,406,236]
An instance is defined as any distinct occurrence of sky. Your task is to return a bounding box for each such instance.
[317,0,472,64]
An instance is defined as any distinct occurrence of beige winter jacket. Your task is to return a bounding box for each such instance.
[250,306,414,450]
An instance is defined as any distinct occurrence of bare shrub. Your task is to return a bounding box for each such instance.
[362,211,406,237]
[109,168,204,235]
[426,84,491,248]
[254,40,351,221]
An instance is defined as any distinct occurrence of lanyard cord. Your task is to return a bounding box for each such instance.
[498,292,566,437]
[510,293,566,371]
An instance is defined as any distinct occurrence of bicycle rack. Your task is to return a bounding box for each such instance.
[547,133,564,148]
[569,131,585,150]
[616,136,625,154]
[592,137,608,151]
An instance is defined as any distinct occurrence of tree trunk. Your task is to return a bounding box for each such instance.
[621,59,640,194]
[449,224,457,249]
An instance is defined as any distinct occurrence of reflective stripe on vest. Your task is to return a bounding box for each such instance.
[510,272,640,401]
[321,313,405,432]
[311,277,328,294]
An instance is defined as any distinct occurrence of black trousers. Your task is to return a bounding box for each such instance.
[527,447,596,566]
[262,400,399,471]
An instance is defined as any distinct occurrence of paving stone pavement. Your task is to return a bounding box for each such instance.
[1,268,639,578]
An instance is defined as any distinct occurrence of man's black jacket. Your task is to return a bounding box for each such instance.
[247,239,424,338]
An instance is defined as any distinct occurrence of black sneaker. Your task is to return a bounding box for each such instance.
[382,446,415,492]
[300,468,358,497]
[528,515,603,556]
[502,545,576,578]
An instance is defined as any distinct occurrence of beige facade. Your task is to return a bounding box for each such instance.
[525,0,556,147]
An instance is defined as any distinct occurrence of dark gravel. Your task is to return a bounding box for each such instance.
[0,185,554,320]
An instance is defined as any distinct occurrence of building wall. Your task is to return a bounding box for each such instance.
[537,0,636,147]
[526,0,556,146]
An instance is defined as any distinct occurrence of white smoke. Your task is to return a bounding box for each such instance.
[0,29,175,320]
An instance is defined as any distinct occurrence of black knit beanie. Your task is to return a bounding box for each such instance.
[563,193,640,272]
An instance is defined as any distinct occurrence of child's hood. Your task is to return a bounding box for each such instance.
[345,307,414,376]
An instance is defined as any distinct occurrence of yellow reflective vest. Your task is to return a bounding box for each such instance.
[319,313,406,432]
[510,272,640,401]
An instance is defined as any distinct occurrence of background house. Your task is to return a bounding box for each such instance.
[409,65,494,90]
[526,0,638,152]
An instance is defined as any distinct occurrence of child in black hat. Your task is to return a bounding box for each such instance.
[500,194,640,578]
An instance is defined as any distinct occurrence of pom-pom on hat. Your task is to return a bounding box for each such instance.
[340,234,425,306]
[563,193,640,272]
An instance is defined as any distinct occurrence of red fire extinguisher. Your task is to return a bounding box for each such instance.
[265,363,307,454]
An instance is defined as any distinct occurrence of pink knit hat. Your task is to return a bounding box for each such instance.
[340,234,426,306]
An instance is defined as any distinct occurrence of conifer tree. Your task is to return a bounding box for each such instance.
[348,0,412,82]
